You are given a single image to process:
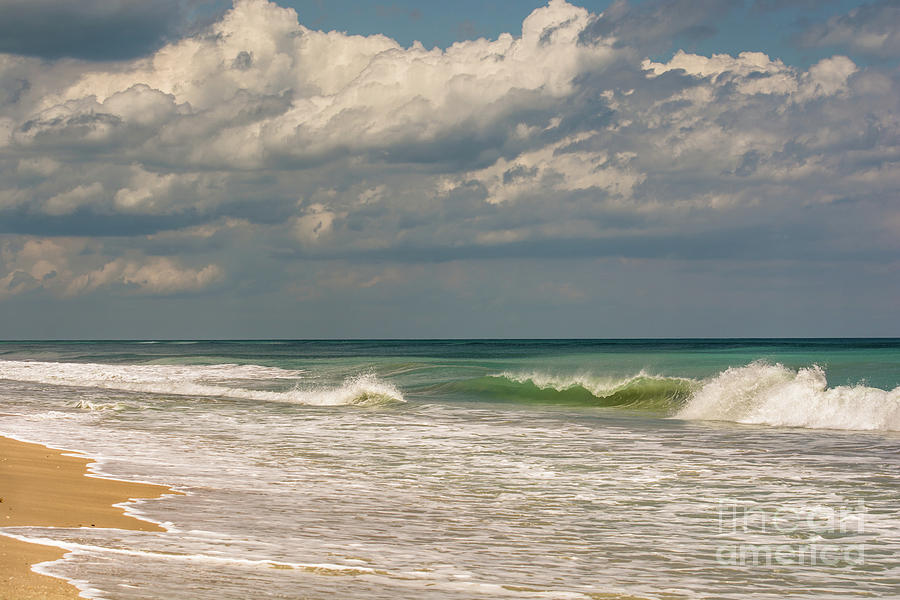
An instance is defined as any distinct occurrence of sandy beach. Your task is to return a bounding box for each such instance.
[0,435,174,600]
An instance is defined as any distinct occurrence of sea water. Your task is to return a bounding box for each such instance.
[0,339,898,599]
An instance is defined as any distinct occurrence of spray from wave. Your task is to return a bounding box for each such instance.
[677,361,900,431]
[0,360,403,407]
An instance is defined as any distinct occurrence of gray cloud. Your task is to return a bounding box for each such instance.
[796,0,900,58]
[0,0,207,60]
[580,0,741,50]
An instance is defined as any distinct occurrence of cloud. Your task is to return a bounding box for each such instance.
[0,0,897,322]
[0,0,211,61]
[8,0,618,172]
[452,131,645,205]
[797,0,900,58]
[0,237,223,298]
[64,257,223,296]
[580,0,741,50]
[642,51,857,100]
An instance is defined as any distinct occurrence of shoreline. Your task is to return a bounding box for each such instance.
[0,435,176,600]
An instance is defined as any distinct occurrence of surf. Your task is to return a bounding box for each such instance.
[437,363,900,431]
[0,360,403,407]
[436,371,694,410]
[677,361,900,431]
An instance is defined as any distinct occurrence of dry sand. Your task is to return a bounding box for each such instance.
[0,435,174,600]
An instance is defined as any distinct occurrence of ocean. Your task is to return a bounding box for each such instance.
[1,339,898,599]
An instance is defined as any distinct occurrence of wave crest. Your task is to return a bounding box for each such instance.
[467,371,694,409]
[677,361,900,431]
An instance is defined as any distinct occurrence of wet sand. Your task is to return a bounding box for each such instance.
[0,436,174,599]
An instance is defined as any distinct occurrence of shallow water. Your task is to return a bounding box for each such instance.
[1,340,898,599]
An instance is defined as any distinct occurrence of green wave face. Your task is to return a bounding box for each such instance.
[439,373,695,411]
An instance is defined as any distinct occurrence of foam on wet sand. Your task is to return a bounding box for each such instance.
[0,435,174,599]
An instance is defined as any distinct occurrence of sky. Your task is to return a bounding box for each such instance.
[0,0,897,339]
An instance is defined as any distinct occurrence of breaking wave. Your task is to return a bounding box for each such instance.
[456,364,900,430]
[0,360,403,406]
[3,358,896,429]
[447,371,694,410]
[677,361,900,431]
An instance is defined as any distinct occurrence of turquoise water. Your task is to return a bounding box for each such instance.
[1,340,898,599]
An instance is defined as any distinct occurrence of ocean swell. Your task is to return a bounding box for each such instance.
[462,371,694,409]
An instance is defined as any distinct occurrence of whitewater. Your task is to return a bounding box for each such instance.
[1,339,898,599]
[0,360,404,407]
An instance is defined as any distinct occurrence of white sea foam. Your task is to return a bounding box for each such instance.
[2,532,380,574]
[0,360,403,406]
[72,399,127,411]
[677,361,900,431]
